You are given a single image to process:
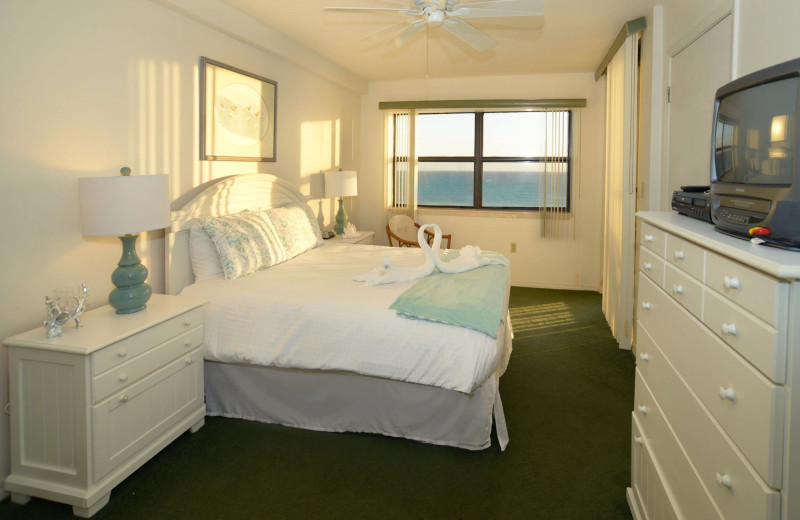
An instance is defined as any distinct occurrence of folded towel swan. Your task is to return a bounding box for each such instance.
[354,224,505,286]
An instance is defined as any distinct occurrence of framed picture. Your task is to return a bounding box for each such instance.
[199,57,277,161]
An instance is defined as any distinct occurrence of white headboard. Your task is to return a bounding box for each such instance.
[165,174,309,295]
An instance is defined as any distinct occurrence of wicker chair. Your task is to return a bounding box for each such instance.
[386,215,452,249]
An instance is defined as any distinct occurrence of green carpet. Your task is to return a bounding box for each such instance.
[0,287,635,520]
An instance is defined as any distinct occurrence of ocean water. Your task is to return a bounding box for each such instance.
[417,170,566,208]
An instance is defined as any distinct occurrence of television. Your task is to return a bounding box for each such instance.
[710,57,800,248]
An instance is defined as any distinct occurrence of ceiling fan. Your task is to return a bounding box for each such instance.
[325,0,545,52]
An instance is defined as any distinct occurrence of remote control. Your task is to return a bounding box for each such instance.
[680,185,710,193]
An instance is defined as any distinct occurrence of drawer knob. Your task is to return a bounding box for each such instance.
[644,262,653,271]
[634,436,644,446]
[118,350,127,358]
[715,473,733,489]
[184,319,192,327]
[673,250,685,260]
[637,405,648,415]
[672,284,684,295]
[640,353,650,362]
[120,394,129,403]
[718,387,736,401]
[641,302,651,311]
[724,276,741,290]
[119,374,128,383]
[185,357,193,365]
[184,340,193,347]
[644,234,654,243]
[721,323,738,337]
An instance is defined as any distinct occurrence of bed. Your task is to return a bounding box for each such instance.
[166,173,513,450]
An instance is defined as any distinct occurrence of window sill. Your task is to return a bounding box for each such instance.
[418,208,570,219]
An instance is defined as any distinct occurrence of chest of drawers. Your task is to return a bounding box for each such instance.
[627,212,800,520]
[3,295,207,517]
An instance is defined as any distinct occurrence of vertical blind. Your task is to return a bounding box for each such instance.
[541,108,572,239]
[386,108,417,220]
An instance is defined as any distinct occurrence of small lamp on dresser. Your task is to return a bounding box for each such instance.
[78,167,170,314]
[324,169,358,235]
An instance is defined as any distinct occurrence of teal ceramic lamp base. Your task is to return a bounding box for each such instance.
[334,197,349,235]
[109,234,151,314]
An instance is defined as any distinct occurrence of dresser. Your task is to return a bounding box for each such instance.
[3,294,207,517]
[627,212,800,520]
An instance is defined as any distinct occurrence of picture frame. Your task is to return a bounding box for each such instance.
[199,57,277,162]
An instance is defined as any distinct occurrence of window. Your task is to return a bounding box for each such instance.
[392,110,572,210]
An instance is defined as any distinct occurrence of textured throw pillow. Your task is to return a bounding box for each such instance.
[189,221,225,282]
[265,203,323,260]
[200,211,286,280]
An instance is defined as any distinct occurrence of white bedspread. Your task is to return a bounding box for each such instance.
[180,243,507,394]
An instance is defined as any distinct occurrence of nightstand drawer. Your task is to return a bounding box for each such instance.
[703,289,785,384]
[92,307,203,376]
[92,327,203,403]
[640,222,666,257]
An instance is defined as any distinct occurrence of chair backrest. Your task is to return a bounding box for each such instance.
[388,215,418,244]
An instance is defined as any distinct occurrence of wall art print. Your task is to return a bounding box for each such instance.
[200,57,277,161]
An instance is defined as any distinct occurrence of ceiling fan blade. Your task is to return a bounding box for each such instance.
[450,0,544,17]
[360,19,417,44]
[442,18,497,51]
[389,19,427,48]
[325,7,420,15]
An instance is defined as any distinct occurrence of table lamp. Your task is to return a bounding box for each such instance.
[324,169,358,235]
[78,169,170,314]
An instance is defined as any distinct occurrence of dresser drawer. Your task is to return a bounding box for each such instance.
[630,418,680,520]
[665,234,705,281]
[639,247,665,288]
[92,327,203,403]
[703,288,786,384]
[92,308,203,376]
[633,372,723,520]
[705,252,788,328]
[638,312,785,488]
[640,222,666,257]
[636,361,780,520]
[664,263,703,320]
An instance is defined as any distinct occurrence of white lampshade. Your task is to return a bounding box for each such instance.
[324,170,358,198]
[78,174,171,236]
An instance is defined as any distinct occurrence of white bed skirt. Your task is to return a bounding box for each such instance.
[204,361,509,450]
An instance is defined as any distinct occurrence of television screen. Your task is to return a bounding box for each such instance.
[714,76,798,185]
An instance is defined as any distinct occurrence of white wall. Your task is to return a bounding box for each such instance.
[0,0,362,496]
[360,74,607,290]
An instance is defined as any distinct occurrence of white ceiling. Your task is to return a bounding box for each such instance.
[220,0,656,81]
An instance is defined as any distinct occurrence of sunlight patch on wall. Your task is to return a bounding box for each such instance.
[299,119,340,196]
[510,301,576,336]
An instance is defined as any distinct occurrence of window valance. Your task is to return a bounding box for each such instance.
[378,99,587,110]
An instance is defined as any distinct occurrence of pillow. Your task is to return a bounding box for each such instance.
[200,211,286,280]
[189,221,224,282]
[265,203,323,260]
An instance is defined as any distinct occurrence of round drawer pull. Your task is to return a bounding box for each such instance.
[719,387,736,401]
[637,405,648,415]
[641,302,651,311]
[634,436,644,446]
[721,323,738,336]
[118,350,127,358]
[185,357,193,365]
[724,276,741,290]
[715,473,733,489]
[644,234,654,243]
[184,319,192,327]
[120,394,129,403]
[119,374,128,383]
[674,250,685,260]
[644,262,653,271]
[640,353,650,362]
[184,340,193,347]
[672,284,684,295]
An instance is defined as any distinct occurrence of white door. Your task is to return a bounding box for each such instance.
[665,13,733,201]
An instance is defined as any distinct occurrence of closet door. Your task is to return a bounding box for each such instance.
[665,10,733,200]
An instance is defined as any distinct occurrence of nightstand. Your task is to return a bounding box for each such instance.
[331,230,375,245]
[3,294,207,517]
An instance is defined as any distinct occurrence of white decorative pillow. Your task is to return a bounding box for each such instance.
[189,221,224,282]
[265,203,323,259]
[200,211,286,280]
